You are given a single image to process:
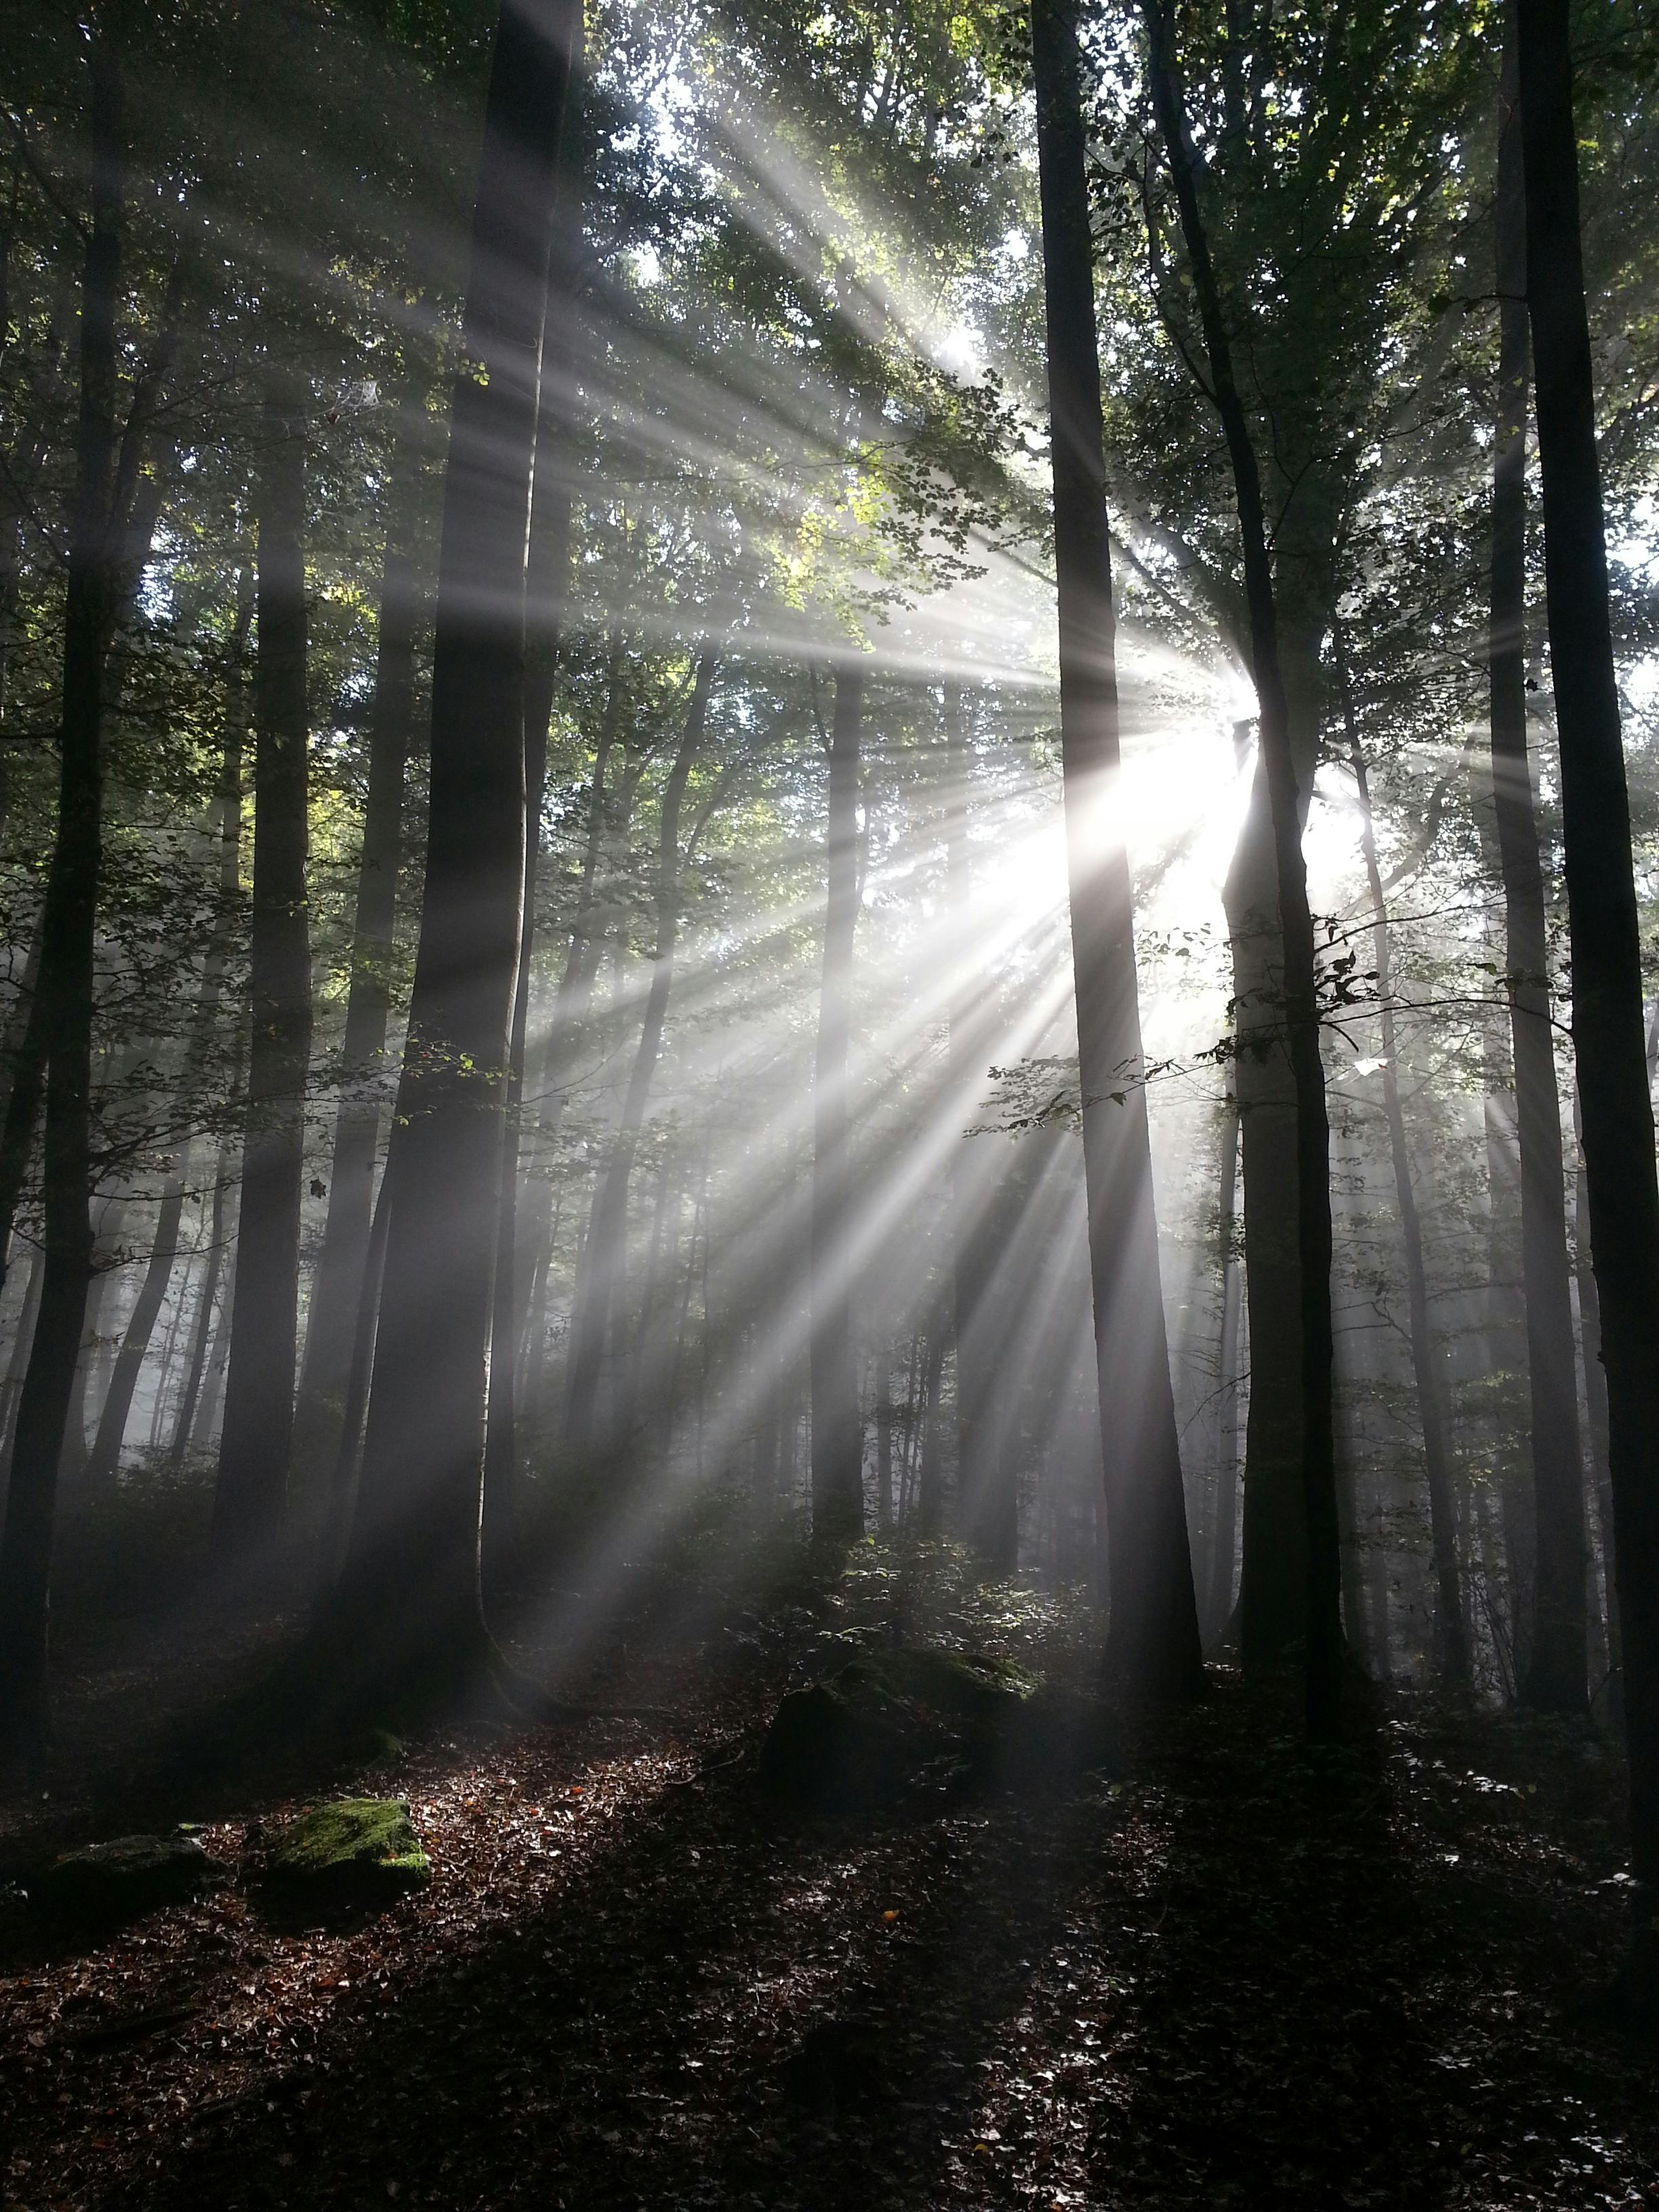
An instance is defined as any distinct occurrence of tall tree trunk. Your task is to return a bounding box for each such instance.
[0,1244,43,1469]
[808,662,865,1542]
[323,1153,393,1577]
[84,1156,188,1496]
[483,256,579,1573]
[1572,1092,1619,1713]
[145,1231,191,1447]
[212,388,312,1572]
[1204,1094,1242,1644]
[335,0,579,1704]
[1147,2,1342,1731]
[511,632,627,1380]
[1492,11,1588,1712]
[1515,0,1659,1988]
[0,28,125,1767]
[0,960,48,1298]
[169,1143,231,1465]
[1338,644,1469,1683]
[85,569,251,1496]
[946,683,1016,1572]
[565,650,712,1457]
[874,1336,893,1530]
[291,399,422,1504]
[1033,0,1202,1696]
[1482,1082,1534,1678]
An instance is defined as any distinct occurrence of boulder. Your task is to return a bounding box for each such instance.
[263,1797,430,1901]
[39,1832,215,1922]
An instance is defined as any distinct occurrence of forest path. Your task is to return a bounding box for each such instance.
[3,1673,1656,2210]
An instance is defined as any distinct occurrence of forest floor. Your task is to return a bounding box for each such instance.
[2,1541,1657,2210]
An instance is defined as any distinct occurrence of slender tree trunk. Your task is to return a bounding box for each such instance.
[213,389,312,1570]
[565,652,712,1457]
[335,0,579,1704]
[874,1337,893,1530]
[83,1153,189,1495]
[291,399,422,1500]
[146,1235,192,1448]
[0,1244,43,1467]
[512,634,627,1353]
[85,571,251,1495]
[916,1324,947,1534]
[808,662,865,1542]
[483,351,573,1579]
[191,1298,232,1456]
[1515,0,1659,1980]
[1572,1092,1620,1713]
[1491,13,1589,1711]
[323,1153,393,1578]
[0,963,48,1299]
[0,30,125,1767]
[1338,647,1469,1683]
[1483,1080,1534,1678]
[169,1132,231,1465]
[1033,0,1202,1696]
[58,1195,126,1496]
[1205,1094,1242,1643]
[483,130,584,1573]
[1147,1,1340,1731]
[946,683,1017,1571]
[1225,773,1307,1671]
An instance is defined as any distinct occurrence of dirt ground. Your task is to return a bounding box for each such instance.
[3,1586,1657,2211]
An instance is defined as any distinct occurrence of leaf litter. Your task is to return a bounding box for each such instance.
[1,1658,1656,2209]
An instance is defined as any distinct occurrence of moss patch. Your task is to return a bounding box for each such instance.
[265,1799,430,1899]
[41,1832,215,1923]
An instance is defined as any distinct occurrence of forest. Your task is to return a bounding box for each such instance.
[1,0,1658,2203]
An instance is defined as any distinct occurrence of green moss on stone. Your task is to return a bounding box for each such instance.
[266,1798,430,1893]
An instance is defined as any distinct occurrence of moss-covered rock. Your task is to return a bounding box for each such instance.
[40,1832,214,1922]
[760,1642,1114,1809]
[264,1797,430,1900]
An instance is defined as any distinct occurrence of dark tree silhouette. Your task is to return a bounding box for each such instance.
[331,0,582,1708]
[1031,0,1202,1699]
[1515,0,1659,2003]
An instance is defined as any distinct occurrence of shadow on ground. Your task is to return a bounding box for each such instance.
[5,1677,1645,2211]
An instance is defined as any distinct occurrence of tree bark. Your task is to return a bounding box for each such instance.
[874,1336,893,1530]
[0,27,125,1767]
[1572,1092,1619,1714]
[1204,1094,1242,1644]
[1146,1,1342,1730]
[510,632,627,1388]
[212,387,312,1572]
[808,662,865,1542]
[0,1244,43,1470]
[1492,11,1589,1712]
[168,1143,231,1465]
[1033,0,1202,1696]
[1515,0,1659,1969]
[565,650,712,1457]
[0,960,48,1299]
[291,396,422,1503]
[483,251,579,1572]
[85,569,252,1496]
[1338,644,1469,1683]
[945,683,1017,1572]
[323,1151,393,1578]
[335,0,579,1705]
